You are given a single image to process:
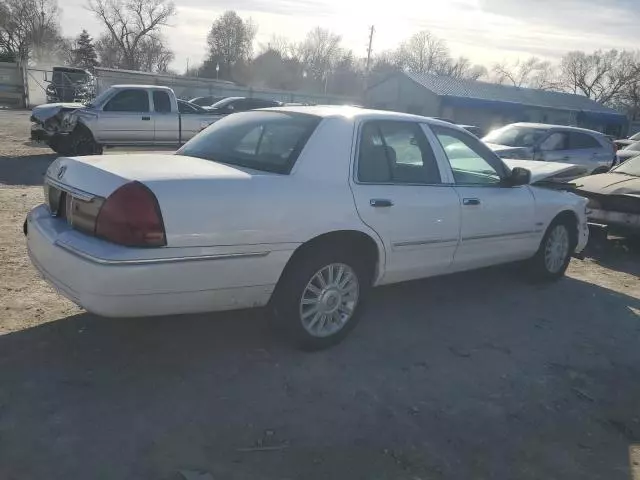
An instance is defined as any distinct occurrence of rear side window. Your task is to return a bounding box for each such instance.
[153,91,172,113]
[176,111,321,174]
[569,132,601,149]
[358,121,441,184]
[104,89,149,112]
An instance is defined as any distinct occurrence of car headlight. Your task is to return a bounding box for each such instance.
[61,112,78,130]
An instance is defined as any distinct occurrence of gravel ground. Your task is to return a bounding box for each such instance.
[1,109,639,480]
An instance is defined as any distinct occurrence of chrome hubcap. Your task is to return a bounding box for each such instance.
[544,225,570,273]
[299,263,359,338]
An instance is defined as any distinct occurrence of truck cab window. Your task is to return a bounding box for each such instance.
[104,90,149,112]
[153,91,172,113]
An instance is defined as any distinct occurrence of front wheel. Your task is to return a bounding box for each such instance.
[271,248,371,350]
[528,218,575,281]
[67,129,102,156]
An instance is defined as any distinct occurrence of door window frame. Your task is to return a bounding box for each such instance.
[426,124,511,187]
[352,119,452,186]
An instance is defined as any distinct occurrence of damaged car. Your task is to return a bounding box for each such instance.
[572,155,640,239]
[30,85,222,156]
[45,66,96,104]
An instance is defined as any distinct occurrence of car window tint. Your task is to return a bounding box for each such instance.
[153,91,172,113]
[104,89,149,112]
[358,121,441,184]
[432,126,502,185]
[176,111,321,174]
[540,132,568,151]
[569,132,601,149]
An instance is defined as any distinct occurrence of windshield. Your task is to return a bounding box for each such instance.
[87,89,113,107]
[612,155,640,176]
[176,111,321,173]
[623,142,640,152]
[483,125,548,148]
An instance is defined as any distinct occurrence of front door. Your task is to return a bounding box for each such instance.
[97,88,154,145]
[350,120,461,285]
[429,125,538,270]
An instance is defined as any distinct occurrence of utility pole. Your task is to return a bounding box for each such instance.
[364,25,375,95]
[365,25,375,74]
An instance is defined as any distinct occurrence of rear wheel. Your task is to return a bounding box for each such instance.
[528,217,575,281]
[272,247,372,350]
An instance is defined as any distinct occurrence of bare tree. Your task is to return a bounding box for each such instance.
[559,50,640,105]
[492,57,559,90]
[398,31,449,74]
[437,56,487,80]
[0,0,62,62]
[294,27,342,81]
[206,11,256,80]
[87,0,175,71]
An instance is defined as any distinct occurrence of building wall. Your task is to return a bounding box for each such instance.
[366,74,441,116]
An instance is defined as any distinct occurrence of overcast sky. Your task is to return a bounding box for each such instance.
[58,0,640,72]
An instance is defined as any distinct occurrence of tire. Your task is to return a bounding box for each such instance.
[271,246,373,351]
[528,216,576,282]
[67,129,102,156]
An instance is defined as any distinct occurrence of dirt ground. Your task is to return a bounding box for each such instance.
[1,109,639,480]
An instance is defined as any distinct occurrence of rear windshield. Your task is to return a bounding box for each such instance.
[176,111,321,174]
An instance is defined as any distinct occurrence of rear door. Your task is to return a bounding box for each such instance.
[350,120,461,284]
[567,132,612,172]
[98,89,154,144]
[151,90,179,144]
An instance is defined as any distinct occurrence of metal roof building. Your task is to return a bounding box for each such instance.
[365,71,627,136]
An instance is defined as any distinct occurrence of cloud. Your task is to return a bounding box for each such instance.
[57,0,640,72]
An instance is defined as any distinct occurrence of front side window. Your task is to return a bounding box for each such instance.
[104,89,149,112]
[176,111,321,174]
[358,121,441,184]
[433,126,504,185]
[153,91,172,113]
[540,132,569,151]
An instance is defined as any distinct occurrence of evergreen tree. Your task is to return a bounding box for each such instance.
[71,30,98,69]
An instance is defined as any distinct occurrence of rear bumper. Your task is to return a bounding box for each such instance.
[26,205,292,317]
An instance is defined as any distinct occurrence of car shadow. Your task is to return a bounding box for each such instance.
[1,268,639,480]
[583,234,640,277]
[0,153,57,186]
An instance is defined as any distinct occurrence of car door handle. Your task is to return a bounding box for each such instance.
[463,198,481,206]
[370,199,394,208]
[141,116,151,121]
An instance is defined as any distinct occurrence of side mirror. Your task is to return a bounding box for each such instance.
[508,167,531,186]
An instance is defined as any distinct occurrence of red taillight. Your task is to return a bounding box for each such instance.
[95,182,166,247]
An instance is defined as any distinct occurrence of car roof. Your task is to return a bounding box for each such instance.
[265,105,461,128]
[509,122,604,136]
[111,84,173,91]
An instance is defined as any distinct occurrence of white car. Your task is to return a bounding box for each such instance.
[26,107,589,350]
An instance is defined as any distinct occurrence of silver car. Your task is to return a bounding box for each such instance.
[483,123,615,174]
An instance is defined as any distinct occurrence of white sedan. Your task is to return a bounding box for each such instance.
[26,107,589,349]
